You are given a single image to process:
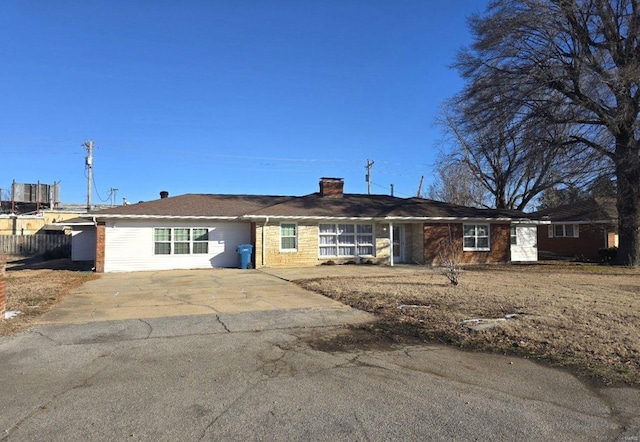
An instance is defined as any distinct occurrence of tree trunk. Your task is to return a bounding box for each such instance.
[614,136,640,266]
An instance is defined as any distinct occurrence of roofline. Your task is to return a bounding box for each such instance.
[92,215,239,221]
[547,219,617,224]
[83,214,553,223]
[242,215,546,223]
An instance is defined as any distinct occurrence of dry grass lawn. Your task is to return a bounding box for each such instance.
[298,264,640,386]
[1,258,99,337]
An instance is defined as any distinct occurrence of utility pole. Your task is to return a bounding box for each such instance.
[390,184,394,196]
[83,140,94,211]
[109,188,118,207]
[365,159,374,195]
[416,175,424,198]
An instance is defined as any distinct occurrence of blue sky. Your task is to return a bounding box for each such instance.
[1,1,487,205]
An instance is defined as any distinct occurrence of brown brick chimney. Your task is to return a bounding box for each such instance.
[319,178,344,198]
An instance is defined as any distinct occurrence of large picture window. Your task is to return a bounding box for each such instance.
[319,223,374,257]
[463,224,490,251]
[153,228,209,255]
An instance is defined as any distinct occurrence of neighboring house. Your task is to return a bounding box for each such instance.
[67,178,543,273]
[531,198,618,261]
[0,209,89,235]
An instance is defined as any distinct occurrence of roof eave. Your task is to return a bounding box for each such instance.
[93,214,240,221]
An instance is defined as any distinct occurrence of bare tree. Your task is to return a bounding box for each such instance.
[428,158,488,208]
[436,99,608,212]
[437,225,463,286]
[455,0,640,266]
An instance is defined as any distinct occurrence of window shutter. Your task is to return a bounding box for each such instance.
[574,224,579,238]
[548,225,553,238]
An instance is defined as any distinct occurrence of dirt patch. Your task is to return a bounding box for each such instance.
[1,258,99,337]
[297,264,640,386]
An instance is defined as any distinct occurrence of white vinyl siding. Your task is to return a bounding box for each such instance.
[104,220,250,272]
[510,225,538,262]
[463,224,490,251]
[318,223,374,257]
[71,227,96,261]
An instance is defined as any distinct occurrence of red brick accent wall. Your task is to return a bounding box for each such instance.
[423,223,511,265]
[95,223,106,273]
[537,223,611,260]
[0,255,6,318]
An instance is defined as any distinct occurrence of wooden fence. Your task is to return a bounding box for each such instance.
[0,234,72,257]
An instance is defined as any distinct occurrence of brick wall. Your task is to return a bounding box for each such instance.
[537,223,612,260]
[256,222,321,267]
[0,255,6,319]
[95,222,106,273]
[255,221,396,267]
[423,223,510,265]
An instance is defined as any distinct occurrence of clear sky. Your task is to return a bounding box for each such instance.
[1,1,487,206]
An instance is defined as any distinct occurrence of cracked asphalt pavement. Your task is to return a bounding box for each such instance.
[1,314,639,441]
[1,269,639,440]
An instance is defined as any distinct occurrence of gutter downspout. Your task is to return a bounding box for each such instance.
[262,217,269,267]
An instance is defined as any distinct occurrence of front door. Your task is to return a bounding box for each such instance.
[393,225,404,263]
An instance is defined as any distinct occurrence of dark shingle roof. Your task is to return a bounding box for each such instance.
[246,193,529,219]
[530,198,618,222]
[89,194,292,218]
[88,192,534,221]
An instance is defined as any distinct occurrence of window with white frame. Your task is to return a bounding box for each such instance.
[153,228,209,255]
[510,226,517,245]
[318,223,374,257]
[463,224,490,251]
[549,224,579,238]
[280,223,297,251]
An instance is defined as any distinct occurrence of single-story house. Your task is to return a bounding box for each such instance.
[530,197,618,261]
[68,178,544,272]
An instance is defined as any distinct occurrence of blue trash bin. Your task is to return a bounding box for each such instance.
[237,244,253,269]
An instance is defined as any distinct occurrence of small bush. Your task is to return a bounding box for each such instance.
[598,247,618,264]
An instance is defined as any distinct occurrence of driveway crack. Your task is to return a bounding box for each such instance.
[215,315,230,333]
[138,319,153,338]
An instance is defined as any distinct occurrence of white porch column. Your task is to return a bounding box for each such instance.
[389,221,394,267]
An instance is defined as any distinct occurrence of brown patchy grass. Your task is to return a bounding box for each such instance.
[1,259,99,337]
[297,264,640,386]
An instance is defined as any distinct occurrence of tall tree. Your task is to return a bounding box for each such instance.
[435,102,604,211]
[455,0,640,266]
[428,158,488,207]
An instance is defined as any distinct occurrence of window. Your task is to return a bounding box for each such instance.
[154,228,171,255]
[280,223,297,251]
[319,223,375,257]
[463,224,490,251]
[174,228,190,254]
[153,228,209,255]
[193,228,209,254]
[510,226,517,245]
[549,224,579,238]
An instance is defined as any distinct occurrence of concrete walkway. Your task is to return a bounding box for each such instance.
[37,269,373,328]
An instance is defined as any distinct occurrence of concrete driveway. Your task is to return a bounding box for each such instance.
[37,269,372,329]
[2,266,639,440]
